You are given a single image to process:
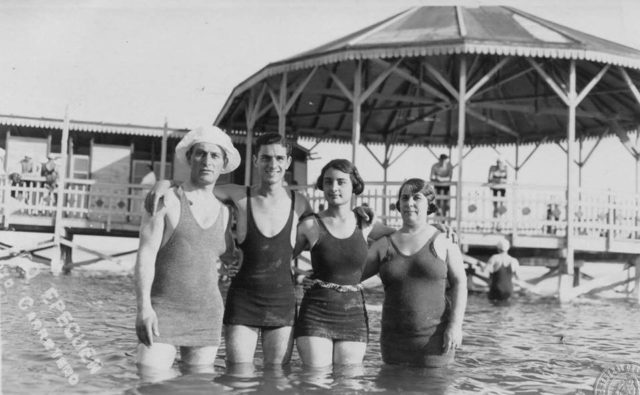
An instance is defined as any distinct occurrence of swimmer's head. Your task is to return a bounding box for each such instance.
[497,238,510,252]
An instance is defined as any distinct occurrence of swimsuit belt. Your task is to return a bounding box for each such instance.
[310,278,363,293]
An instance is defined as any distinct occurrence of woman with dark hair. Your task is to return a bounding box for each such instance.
[362,178,467,367]
[293,159,373,367]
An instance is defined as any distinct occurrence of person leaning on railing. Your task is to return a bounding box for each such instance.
[487,156,508,218]
[429,154,452,218]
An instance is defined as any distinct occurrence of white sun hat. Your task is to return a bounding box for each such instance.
[174,125,241,174]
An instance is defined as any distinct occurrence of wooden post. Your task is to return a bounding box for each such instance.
[352,61,362,166]
[278,72,287,137]
[244,129,253,186]
[382,142,390,224]
[559,60,577,302]
[2,130,10,229]
[635,257,640,303]
[455,56,467,234]
[51,108,70,275]
[160,119,168,180]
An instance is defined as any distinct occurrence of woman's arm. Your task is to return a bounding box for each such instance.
[292,216,320,258]
[443,238,468,353]
[360,237,387,282]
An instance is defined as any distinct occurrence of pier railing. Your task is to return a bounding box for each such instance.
[0,175,148,232]
[1,176,639,246]
[291,181,640,243]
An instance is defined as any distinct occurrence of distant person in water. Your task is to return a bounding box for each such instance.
[486,238,520,301]
[134,126,239,378]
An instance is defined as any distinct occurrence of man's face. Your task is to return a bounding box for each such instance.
[188,142,226,186]
[254,143,291,185]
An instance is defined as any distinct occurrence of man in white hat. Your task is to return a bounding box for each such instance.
[134,125,240,378]
[146,132,312,370]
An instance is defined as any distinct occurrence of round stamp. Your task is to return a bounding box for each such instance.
[594,363,640,395]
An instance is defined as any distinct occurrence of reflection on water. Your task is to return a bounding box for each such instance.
[2,271,640,394]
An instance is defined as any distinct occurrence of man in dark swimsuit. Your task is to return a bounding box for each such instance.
[217,134,311,367]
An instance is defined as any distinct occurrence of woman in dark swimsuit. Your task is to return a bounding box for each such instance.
[293,159,373,367]
[362,178,467,367]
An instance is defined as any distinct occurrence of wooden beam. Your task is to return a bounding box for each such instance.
[560,59,578,302]
[455,56,467,233]
[527,58,570,106]
[619,67,640,107]
[285,67,317,113]
[372,58,451,102]
[388,145,411,167]
[362,143,384,167]
[361,59,402,102]
[469,101,621,122]
[328,72,354,102]
[352,61,362,165]
[465,57,511,100]
[466,108,519,137]
[578,128,607,166]
[576,64,610,104]
[475,65,535,97]
[423,61,459,100]
[517,141,542,171]
[611,120,640,159]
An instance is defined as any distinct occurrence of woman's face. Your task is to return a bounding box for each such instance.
[322,167,353,207]
[398,185,429,224]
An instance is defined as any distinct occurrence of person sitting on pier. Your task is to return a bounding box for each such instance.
[486,238,520,301]
[134,125,240,380]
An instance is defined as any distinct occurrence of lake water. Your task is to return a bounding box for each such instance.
[1,269,639,394]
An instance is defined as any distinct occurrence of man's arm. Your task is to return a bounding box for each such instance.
[429,164,438,181]
[213,184,247,206]
[134,204,166,346]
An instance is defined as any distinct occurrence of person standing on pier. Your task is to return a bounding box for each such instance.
[488,156,508,220]
[362,178,467,367]
[135,126,239,378]
[429,154,452,218]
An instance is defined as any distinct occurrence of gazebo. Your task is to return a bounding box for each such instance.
[215,6,640,300]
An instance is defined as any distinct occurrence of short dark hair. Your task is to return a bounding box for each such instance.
[255,133,292,156]
[396,178,438,215]
[315,159,365,195]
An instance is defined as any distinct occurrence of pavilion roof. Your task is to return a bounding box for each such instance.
[216,6,640,147]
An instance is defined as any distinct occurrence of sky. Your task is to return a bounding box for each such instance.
[1,0,639,190]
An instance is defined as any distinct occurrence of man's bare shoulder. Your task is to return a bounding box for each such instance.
[293,190,312,215]
[215,183,247,202]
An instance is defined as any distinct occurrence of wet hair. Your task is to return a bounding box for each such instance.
[255,133,292,156]
[315,159,365,195]
[395,178,439,215]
